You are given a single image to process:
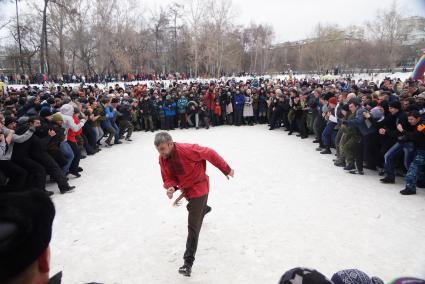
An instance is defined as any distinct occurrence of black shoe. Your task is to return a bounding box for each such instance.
[316,147,323,151]
[343,164,355,171]
[114,141,123,145]
[69,171,81,178]
[320,148,331,154]
[380,177,395,184]
[400,188,416,195]
[78,167,83,172]
[60,186,75,194]
[269,127,275,130]
[288,131,293,135]
[301,136,308,139]
[312,139,320,143]
[125,138,133,141]
[204,205,212,216]
[334,161,346,167]
[43,189,54,196]
[296,134,302,137]
[178,264,192,277]
[349,170,364,175]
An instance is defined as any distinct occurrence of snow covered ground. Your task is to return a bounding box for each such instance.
[47,125,425,284]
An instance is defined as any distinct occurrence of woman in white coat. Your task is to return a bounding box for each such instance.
[243,89,254,126]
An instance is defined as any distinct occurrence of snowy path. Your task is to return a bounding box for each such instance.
[48,125,425,284]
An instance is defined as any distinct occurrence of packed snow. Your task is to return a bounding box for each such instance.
[47,125,425,284]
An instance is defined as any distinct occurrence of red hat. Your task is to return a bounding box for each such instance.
[328,97,337,105]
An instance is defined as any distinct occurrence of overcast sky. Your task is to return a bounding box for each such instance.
[1,0,425,43]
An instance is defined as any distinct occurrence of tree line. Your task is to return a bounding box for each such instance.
[0,0,422,78]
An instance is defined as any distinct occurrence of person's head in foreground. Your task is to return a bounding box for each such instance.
[0,191,57,284]
[279,268,384,284]
[155,132,174,159]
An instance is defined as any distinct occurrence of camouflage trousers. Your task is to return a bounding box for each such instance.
[406,150,425,192]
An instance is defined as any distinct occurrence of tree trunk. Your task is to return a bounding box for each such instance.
[59,15,65,74]
[15,0,24,74]
[40,0,49,74]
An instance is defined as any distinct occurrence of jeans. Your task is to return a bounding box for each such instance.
[111,121,120,143]
[384,142,415,180]
[321,122,337,147]
[405,150,425,192]
[60,141,74,175]
[101,120,116,144]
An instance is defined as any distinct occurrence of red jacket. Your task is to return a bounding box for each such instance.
[203,91,215,110]
[67,115,82,143]
[159,143,231,199]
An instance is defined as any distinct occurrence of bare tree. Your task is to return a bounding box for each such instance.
[184,0,206,77]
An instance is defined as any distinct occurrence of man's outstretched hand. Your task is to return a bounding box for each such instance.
[226,169,235,180]
[166,187,176,199]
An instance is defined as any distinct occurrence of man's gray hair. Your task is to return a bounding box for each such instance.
[154,132,173,146]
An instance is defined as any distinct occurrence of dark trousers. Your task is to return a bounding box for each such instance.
[234,109,243,126]
[0,160,28,191]
[33,152,69,190]
[13,157,46,191]
[363,133,380,169]
[119,120,134,138]
[184,194,208,266]
[101,120,116,144]
[178,113,187,128]
[68,141,81,174]
[83,125,97,154]
[269,111,282,129]
[165,116,175,130]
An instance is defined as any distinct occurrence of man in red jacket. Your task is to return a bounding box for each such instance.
[155,132,234,277]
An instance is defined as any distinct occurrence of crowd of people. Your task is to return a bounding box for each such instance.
[0,74,424,196]
[0,71,263,85]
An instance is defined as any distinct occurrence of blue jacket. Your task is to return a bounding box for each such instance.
[163,101,176,117]
[233,93,245,111]
[105,105,115,119]
[345,107,375,136]
[177,98,188,114]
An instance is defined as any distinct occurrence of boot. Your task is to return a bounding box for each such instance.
[343,163,355,171]
[69,171,81,178]
[60,186,75,194]
[320,148,331,154]
[400,188,416,195]
[334,160,346,167]
[178,264,192,277]
[349,170,364,175]
[380,176,395,184]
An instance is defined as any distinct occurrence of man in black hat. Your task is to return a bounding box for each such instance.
[0,190,62,284]
[379,100,415,183]
[33,113,76,194]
